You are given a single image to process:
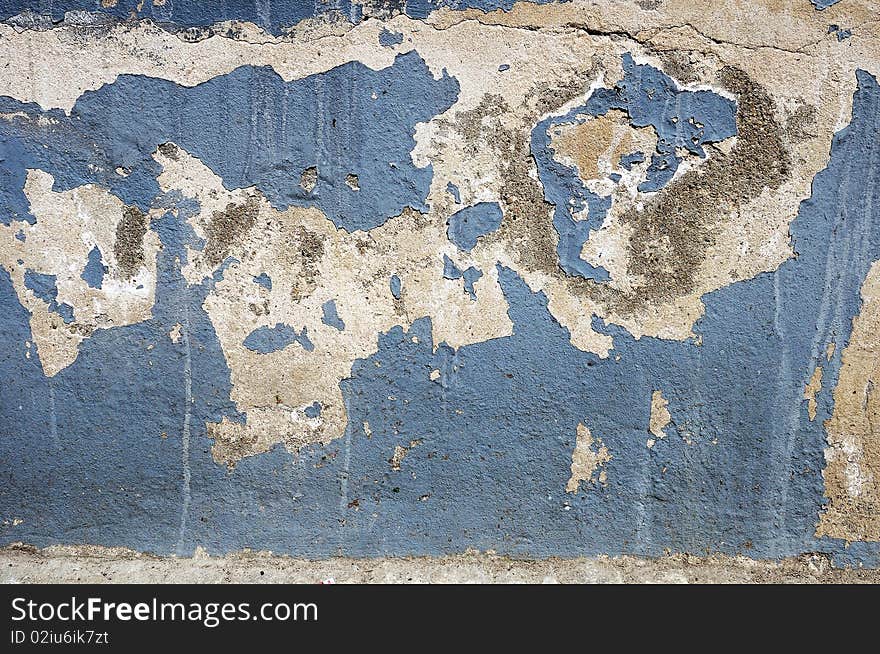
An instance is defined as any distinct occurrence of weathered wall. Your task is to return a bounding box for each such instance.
[0,0,878,567]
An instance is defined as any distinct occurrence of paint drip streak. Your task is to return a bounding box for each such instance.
[175,308,193,554]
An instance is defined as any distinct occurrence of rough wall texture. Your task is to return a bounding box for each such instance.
[0,0,879,567]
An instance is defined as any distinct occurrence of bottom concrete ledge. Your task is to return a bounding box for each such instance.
[2,545,878,584]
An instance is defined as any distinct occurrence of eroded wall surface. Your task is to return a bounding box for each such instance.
[0,0,878,565]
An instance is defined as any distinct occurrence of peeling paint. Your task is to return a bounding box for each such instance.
[648,389,671,444]
[804,365,823,421]
[817,261,880,542]
[566,423,611,493]
[1,0,879,566]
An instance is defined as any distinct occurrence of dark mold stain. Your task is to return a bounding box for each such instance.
[287,224,326,301]
[300,166,318,193]
[612,66,791,307]
[203,196,259,267]
[656,51,699,85]
[462,64,791,317]
[785,102,819,142]
[114,205,148,279]
[157,142,179,160]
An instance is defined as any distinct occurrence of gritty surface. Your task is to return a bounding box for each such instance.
[2,546,879,584]
[0,0,879,565]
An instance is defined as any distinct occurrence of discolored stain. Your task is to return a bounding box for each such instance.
[551,112,631,183]
[300,166,318,193]
[656,51,700,85]
[203,196,260,267]
[157,142,179,160]
[472,65,791,320]
[817,262,880,542]
[286,224,325,301]
[114,205,148,279]
[785,102,819,143]
[616,66,791,307]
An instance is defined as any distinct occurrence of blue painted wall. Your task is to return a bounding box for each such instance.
[0,3,878,565]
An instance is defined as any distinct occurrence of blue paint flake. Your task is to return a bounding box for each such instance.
[811,0,841,9]
[29,271,58,302]
[582,53,737,193]
[379,28,404,47]
[243,323,314,354]
[0,1,568,37]
[442,254,482,300]
[446,202,503,251]
[461,268,482,301]
[442,254,459,280]
[390,274,402,300]
[252,273,272,290]
[0,0,363,34]
[81,246,107,289]
[498,64,510,72]
[446,182,461,204]
[304,402,322,418]
[14,229,25,242]
[619,151,645,170]
[321,299,345,331]
[828,24,851,40]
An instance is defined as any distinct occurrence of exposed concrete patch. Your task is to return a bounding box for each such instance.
[804,365,823,422]
[145,145,513,462]
[1,0,880,563]
[390,439,423,471]
[566,423,611,492]
[2,545,878,584]
[168,322,182,343]
[300,166,318,193]
[817,261,880,542]
[0,169,159,376]
[648,389,672,446]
